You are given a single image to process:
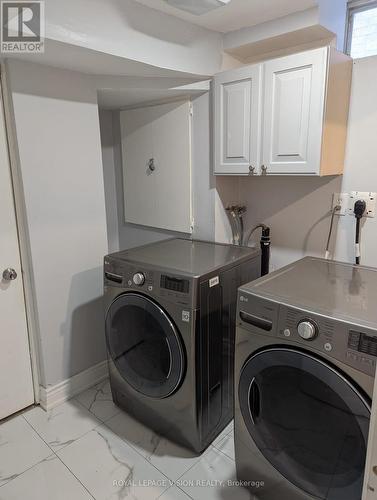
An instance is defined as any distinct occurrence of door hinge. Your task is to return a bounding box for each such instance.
[189,103,193,116]
[190,217,195,232]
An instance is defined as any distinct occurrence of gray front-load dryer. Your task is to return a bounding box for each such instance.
[104,238,260,453]
[235,257,376,500]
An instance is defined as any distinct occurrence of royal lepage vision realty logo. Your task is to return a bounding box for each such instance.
[1,1,44,53]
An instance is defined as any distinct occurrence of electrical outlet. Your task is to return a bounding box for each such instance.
[332,193,349,215]
[348,192,376,218]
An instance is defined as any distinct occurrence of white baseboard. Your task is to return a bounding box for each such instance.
[39,360,109,411]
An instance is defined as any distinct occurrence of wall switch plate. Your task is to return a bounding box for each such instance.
[332,193,349,215]
[348,192,376,218]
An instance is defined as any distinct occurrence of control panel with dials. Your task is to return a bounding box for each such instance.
[104,259,191,304]
[297,320,318,340]
[279,305,377,377]
[132,272,145,286]
[238,294,377,377]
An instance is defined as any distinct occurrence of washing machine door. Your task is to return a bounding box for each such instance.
[106,293,185,399]
[238,347,370,500]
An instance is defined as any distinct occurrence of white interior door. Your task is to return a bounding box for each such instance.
[262,47,328,175]
[214,64,262,175]
[0,86,34,420]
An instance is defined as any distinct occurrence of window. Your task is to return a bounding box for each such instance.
[347,0,377,58]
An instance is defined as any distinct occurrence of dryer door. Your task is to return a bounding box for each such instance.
[238,347,370,500]
[106,293,185,399]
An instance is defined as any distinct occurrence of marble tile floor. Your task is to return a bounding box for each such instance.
[0,379,254,500]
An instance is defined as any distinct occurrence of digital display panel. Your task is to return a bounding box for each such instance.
[160,275,189,294]
[348,330,377,357]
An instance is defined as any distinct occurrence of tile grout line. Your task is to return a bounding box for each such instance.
[166,444,214,486]
[157,484,195,500]
[168,445,236,499]
[213,431,233,449]
[212,444,235,462]
[175,484,195,499]
[21,412,97,499]
[17,392,233,499]
[212,431,235,461]
[41,404,174,498]
[0,454,56,490]
[71,395,121,424]
[166,441,236,499]
[21,410,104,453]
[70,385,234,489]
[21,413,57,455]
[171,428,235,483]
[54,454,96,500]
[21,403,191,499]
[100,416,206,490]
[100,418,178,485]
[87,422,178,499]
[100,413,234,489]
[22,396,175,498]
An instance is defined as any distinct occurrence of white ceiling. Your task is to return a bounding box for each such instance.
[97,84,209,109]
[134,0,318,33]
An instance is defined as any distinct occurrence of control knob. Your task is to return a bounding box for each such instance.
[297,320,317,340]
[133,272,145,286]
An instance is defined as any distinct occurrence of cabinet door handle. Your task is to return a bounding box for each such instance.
[261,165,267,175]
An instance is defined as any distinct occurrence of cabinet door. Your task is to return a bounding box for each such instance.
[121,107,157,229]
[151,100,192,233]
[262,47,328,175]
[121,100,192,233]
[214,65,262,175]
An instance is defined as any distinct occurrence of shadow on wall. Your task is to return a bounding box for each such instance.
[217,175,343,269]
[6,59,96,103]
[61,266,107,385]
[114,0,211,47]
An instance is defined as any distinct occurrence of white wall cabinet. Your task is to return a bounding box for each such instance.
[263,49,327,175]
[213,47,352,176]
[120,100,192,233]
[214,65,261,175]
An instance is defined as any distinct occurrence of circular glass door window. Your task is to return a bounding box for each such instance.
[106,293,185,399]
[238,347,370,499]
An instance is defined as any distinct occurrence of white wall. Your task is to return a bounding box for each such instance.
[43,0,222,77]
[224,8,321,53]
[191,92,216,241]
[334,56,377,267]
[99,92,215,250]
[317,0,347,51]
[223,1,347,61]
[99,110,120,254]
[237,176,342,270]
[215,56,377,271]
[7,60,109,388]
[214,174,343,268]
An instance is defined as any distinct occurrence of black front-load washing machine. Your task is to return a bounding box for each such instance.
[235,257,375,499]
[104,238,260,453]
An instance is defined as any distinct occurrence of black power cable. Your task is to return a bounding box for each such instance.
[325,205,341,259]
[245,224,271,276]
[260,226,271,276]
[354,200,366,265]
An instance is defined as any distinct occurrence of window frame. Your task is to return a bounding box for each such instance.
[346,0,377,56]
